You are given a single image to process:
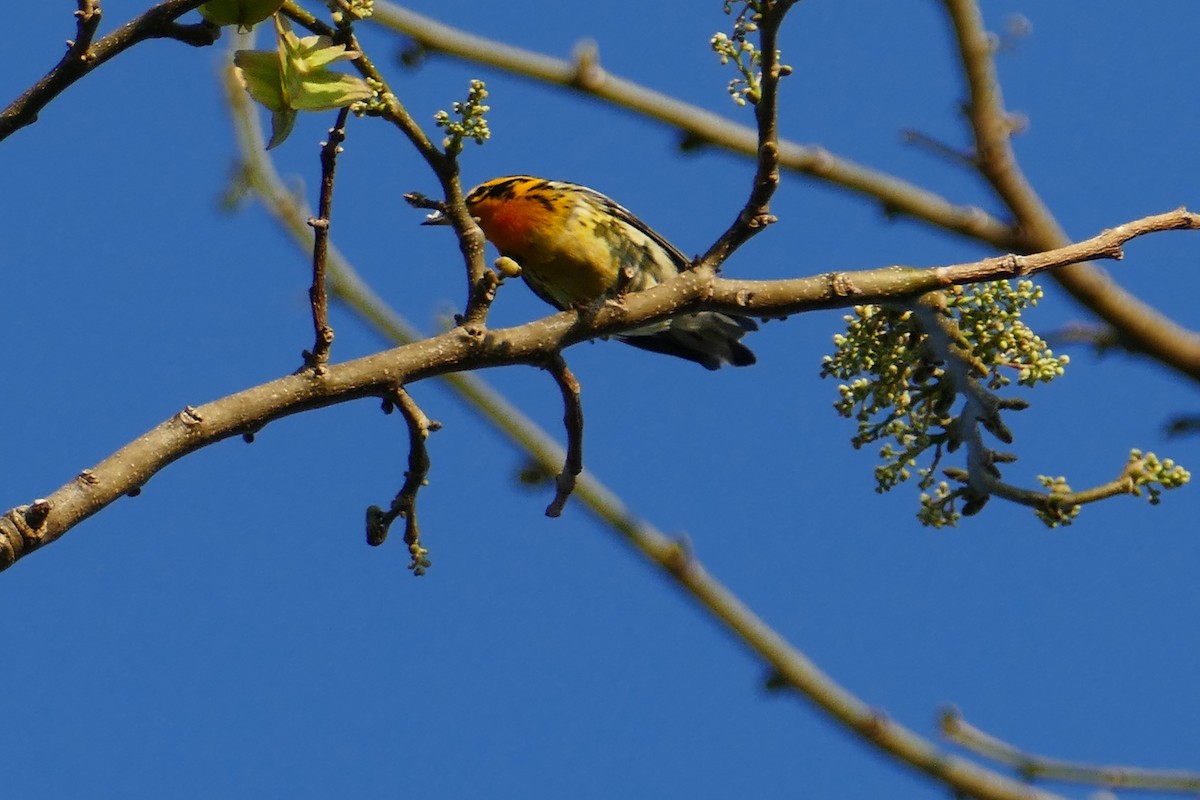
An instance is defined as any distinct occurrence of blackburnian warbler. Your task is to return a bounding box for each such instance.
[428,176,757,369]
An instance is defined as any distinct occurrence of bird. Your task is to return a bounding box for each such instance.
[427,175,756,370]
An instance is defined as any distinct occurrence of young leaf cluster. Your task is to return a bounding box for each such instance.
[434,79,491,155]
[711,2,792,106]
[821,281,1067,520]
[944,279,1068,389]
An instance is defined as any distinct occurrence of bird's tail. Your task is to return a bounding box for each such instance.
[617,312,758,370]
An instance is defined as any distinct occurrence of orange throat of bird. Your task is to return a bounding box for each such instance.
[469,196,556,261]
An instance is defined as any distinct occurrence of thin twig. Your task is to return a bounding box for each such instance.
[366,387,439,574]
[304,106,351,370]
[941,709,1200,793]
[698,0,796,270]
[402,191,447,215]
[0,0,217,141]
[279,1,490,327]
[543,355,583,518]
[900,128,977,169]
[981,452,1181,520]
[70,0,104,62]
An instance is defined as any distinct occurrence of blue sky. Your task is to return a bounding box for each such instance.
[4,2,1200,797]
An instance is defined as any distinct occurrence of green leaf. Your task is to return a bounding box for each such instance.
[232,49,285,112]
[230,15,374,148]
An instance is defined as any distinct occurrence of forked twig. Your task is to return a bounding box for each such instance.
[0,0,218,141]
[280,1,491,329]
[698,0,797,271]
[543,355,583,518]
[366,387,440,574]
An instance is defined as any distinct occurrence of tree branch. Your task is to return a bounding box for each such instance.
[941,0,1200,380]
[942,708,1200,793]
[5,207,1195,571]
[303,106,351,370]
[0,0,217,141]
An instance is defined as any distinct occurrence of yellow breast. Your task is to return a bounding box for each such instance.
[465,176,683,309]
